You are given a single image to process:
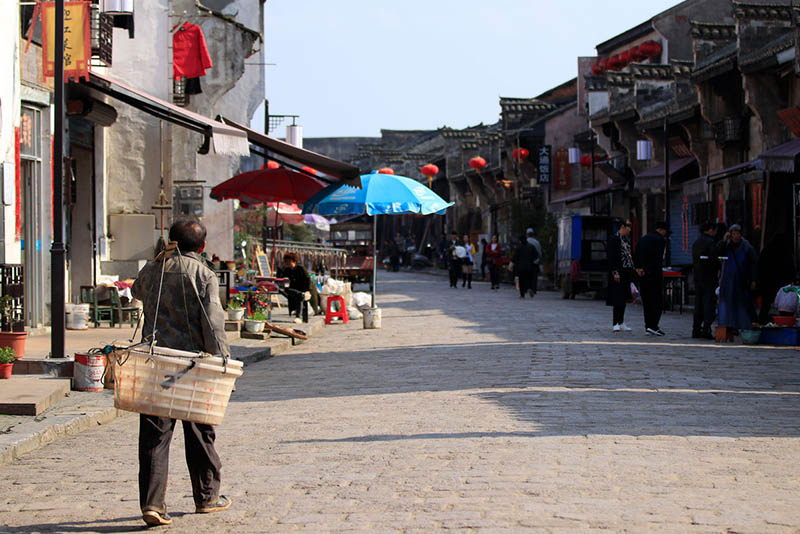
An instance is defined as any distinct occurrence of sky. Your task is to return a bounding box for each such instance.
[255,1,682,139]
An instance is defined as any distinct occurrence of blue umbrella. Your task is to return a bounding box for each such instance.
[302,173,453,307]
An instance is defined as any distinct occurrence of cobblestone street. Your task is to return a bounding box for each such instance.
[1,271,799,533]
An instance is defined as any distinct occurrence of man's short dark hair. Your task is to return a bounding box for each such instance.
[169,218,207,253]
[701,222,715,233]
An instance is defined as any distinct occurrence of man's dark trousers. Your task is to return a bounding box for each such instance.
[639,277,664,330]
[693,283,717,335]
[449,259,461,287]
[139,414,221,513]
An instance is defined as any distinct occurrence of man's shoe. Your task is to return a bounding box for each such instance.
[700,330,714,340]
[655,328,665,336]
[613,324,621,332]
[142,510,172,527]
[620,323,632,331]
[196,495,232,514]
[646,327,663,336]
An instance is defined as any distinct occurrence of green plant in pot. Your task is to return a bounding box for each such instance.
[226,293,246,321]
[0,296,27,358]
[0,346,16,379]
[243,293,269,334]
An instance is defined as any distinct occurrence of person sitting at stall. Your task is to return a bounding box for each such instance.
[276,253,320,317]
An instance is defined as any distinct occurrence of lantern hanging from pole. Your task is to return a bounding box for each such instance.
[469,156,487,173]
[421,163,439,187]
[511,148,529,163]
[568,147,580,164]
[579,155,592,168]
[637,139,652,161]
[377,167,394,174]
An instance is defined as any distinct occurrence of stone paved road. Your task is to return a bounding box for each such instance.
[1,272,799,533]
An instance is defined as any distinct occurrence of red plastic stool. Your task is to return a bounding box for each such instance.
[325,295,349,324]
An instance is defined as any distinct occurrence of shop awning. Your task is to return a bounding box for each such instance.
[636,157,697,179]
[82,71,250,156]
[220,117,362,187]
[703,160,759,183]
[757,138,800,173]
[551,182,625,204]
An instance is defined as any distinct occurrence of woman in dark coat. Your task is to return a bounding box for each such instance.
[607,219,634,332]
[512,235,538,299]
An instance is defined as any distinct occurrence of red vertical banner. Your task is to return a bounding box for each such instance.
[14,127,22,241]
[554,148,572,190]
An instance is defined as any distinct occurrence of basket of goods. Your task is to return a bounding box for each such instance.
[111,344,242,426]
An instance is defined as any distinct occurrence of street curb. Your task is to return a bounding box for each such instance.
[0,403,124,466]
[0,316,327,467]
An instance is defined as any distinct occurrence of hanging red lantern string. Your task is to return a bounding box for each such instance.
[377,167,394,174]
[579,155,592,168]
[639,40,662,58]
[591,58,607,75]
[511,148,530,163]
[469,156,487,173]
[631,45,647,62]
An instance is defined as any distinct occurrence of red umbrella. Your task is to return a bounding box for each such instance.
[210,167,325,204]
[211,168,325,273]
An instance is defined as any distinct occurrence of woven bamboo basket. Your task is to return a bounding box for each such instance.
[112,345,243,426]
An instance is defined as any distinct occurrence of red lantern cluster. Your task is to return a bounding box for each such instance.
[592,40,663,74]
[420,164,439,177]
[377,167,394,174]
[579,154,608,167]
[511,148,530,161]
[469,156,487,170]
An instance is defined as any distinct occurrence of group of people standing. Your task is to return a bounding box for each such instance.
[607,217,775,338]
[445,228,542,297]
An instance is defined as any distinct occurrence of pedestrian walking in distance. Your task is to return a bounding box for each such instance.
[447,232,463,288]
[512,234,539,299]
[525,228,543,297]
[131,219,232,527]
[691,222,719,339]
[486,234,503,290]
[479,237,488,280]
[635,221,669,336]
[607,219,634,332]
[461,234,475,289]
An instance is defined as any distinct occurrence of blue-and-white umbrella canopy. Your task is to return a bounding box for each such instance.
[302,173,452,216]
[302,173,453,308]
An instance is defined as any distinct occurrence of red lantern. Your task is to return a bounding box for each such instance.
[378,167,394,174]
[631,45,647,62]
[640,40,662,58]
[267,160,280,169]
[469,156,487,170]
[591,59,606,75]
[620,50,633,64]
[512,148,530,161]
[420,164,439,177]
[301,166,317,175]
[579,155,592,167]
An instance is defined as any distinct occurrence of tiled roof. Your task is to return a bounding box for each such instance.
[690,22,736,40]
[733,2,793,21]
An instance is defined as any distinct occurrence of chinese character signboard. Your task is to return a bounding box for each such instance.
[42,1,91,83]
[554,147,571,190]
[537,145,551,185]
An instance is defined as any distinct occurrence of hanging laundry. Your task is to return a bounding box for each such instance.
[112,14,135,39]
[185,77,203,95]
[172,22,212,80]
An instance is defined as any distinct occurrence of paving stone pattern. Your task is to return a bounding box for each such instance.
[1,272,799,533]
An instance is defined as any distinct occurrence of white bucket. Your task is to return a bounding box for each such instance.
[74,353,106,391]
[244,319,265,333]
[363,307,382,329]
[66,303,90,330]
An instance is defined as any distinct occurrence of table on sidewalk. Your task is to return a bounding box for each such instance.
[663,269,686,314]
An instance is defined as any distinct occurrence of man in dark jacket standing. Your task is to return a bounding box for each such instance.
[691,222,719,339]
[635,221,669,336]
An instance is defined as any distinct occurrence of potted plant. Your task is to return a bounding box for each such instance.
[243,292,270,333]
[0,346,15,379]
[0,295,27,358]
[225,260,237,271]
[226,293,246,321]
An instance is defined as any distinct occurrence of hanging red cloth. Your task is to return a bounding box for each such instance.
[172,22,213,79]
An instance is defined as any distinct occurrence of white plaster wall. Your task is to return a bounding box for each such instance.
[0,7,21,264]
